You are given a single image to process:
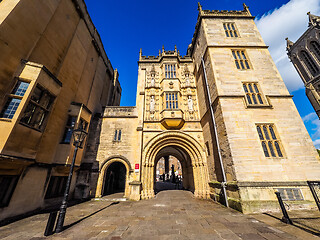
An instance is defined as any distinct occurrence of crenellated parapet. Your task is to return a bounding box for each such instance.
[139,46,192,63]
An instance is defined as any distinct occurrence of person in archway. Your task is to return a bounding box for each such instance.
[171,164,175,183]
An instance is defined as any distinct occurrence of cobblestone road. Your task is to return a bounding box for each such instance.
[0,190,315,240]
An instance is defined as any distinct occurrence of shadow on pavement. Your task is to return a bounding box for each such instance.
[263,212,320,236]
[62,201,120,231]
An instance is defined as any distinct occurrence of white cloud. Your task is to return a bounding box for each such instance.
[255,0,320,92]
[302,111,320,148]
[313,139,320,149]
[302,112,317,122]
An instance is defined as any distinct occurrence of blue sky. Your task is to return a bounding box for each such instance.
[84,0,320,148]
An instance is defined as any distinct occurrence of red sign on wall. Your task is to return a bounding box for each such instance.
[135,164,139,170]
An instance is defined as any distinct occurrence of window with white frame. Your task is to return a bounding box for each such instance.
[165,92,178,109]
[0,80,30,119]
[165,64,176,78]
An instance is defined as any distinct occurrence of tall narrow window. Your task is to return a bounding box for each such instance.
[310,41,320,61]
[113,129,122,141]
[20,85,55,130]
[0,175,19,207]
[61,116,77,143]
[243,83,264,105]
[0,80,30,119]
[256,124,283,158]
[232,50,250,70]
[223,23,238,37]
[165,64,176,78]
[300,50,319,76]
[165,92,178,109]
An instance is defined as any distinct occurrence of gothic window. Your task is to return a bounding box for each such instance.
[20,85,55,130]
[165,92,178,109]
[232,50,250,70]
[0,80,30,119]
[223,23,238,37]
[114,129,122,141]
[243,83,264,105]
[165,64,176,78]
[310,41,320,61]
[61,115,77,143]
[0,175,19,207]
[300,50,319,76]
[256,124,283,158]
[45,176,68,199]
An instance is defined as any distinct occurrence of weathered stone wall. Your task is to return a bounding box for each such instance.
[0,0,120,221]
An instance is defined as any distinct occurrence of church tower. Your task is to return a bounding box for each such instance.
[287,12,320,119]
[190,4,320,213]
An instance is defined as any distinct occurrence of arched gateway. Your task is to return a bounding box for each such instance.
[141,131,210,199]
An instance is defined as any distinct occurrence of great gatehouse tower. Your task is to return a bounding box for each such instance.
[88,4,320,213]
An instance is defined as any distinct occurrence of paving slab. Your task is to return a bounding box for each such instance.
[0,190,314,239]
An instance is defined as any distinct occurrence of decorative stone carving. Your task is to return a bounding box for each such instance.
[150,77,155,87]
[150,95,155,113]
[188,96,194,112]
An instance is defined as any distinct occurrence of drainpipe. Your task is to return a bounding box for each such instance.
[201,58,229,208]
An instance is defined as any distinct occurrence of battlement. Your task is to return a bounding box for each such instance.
[139,46,192,63]
[198,3,252,18]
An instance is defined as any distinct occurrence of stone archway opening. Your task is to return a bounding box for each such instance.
[103,161,126,196]
[154,145,195,194]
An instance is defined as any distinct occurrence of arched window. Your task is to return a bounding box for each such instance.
[300,50,319,76]
[310,41,320,61]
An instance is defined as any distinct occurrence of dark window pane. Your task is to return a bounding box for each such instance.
[240,61,245,69]
[230,31,234,37]
[31,86,43,103]
[118,130,122,141]
[241,51,247,60]
[246,94,252,104]
[245,60,250,69]
[223,24,227,30]
[268,141,276,157]
[262,142,269,157]
[252,94,258,104]
[114,130,118,141]
[231,24,235,30]
[269,126,277,139]
[243,84,248,93]
[257,126,264,140]
[235,61,240,69]
[234,31,238,37]
[232,51,237,60]
[257,94,263,104]
[253,84,259,93]
[248,84,254,93]
[263,126,270,140]
[275,141,283,157]
[20,103,36,124]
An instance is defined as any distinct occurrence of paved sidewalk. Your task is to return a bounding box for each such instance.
[0,190,313,240]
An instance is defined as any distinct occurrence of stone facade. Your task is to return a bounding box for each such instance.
[0,0,120,222]
[287,12,320,119]
[95,4,320,214]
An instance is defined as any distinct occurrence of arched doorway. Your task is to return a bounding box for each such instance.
[103,161,126,195]
[154,147,195,193]
[141,131,209,199]
[96,157,132,198]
